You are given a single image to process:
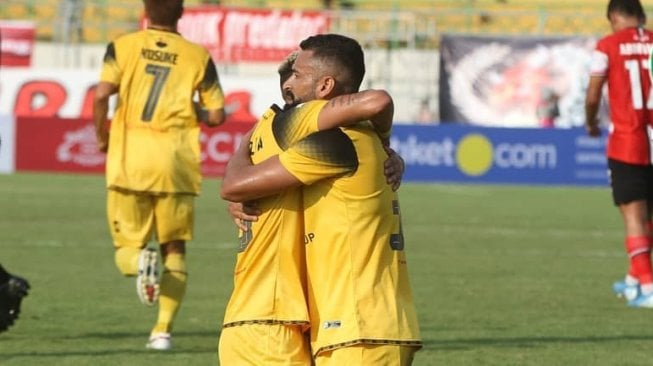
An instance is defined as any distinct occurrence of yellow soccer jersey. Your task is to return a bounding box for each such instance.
[100,28,225,194]
[222,101,327,327]
[278,124,422,355]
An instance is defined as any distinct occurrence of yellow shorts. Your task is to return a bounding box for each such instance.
[315,344,418,366]
[107,189,194,248]
[218,323,313,366]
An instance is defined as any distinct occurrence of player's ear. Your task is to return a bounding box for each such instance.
[316,76,336,99]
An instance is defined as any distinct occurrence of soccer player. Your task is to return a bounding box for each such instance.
[218,48,405,364]
[585,0,653,307]
[221,34,421,365]
[92,0,225,350]
[0,264,30,334]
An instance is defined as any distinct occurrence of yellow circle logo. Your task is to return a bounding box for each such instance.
[456,134,493,176]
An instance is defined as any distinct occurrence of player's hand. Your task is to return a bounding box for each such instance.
[7,276,30,299]
[96,132,109,153]
[227,201,260,231]
[383,146,404,191]
[585,124,601,137]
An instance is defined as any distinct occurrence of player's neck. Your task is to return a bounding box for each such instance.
[611,15,641,32]
[148,24,177,33]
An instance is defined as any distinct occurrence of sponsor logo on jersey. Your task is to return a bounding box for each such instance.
[323,320,342,329]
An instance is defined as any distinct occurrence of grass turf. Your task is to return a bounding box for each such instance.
[1,172,651,365]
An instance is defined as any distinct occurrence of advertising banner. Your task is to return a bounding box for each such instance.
[0,21,35,67]
[391,124,608,186]
[143,7,330,63]
[0,115,15,173]
[439,34,601,129]
[0,69,282,121]
[15,117,253,177]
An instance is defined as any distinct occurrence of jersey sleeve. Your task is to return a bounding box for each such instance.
[278,128,358,185]
[589,38,609,77]
[99,42,122,84]
[272,100,328,150]
[197,57,225,110]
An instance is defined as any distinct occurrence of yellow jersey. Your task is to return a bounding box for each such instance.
[279,122,422,355]
[222,101,327,327]
[99,28,225,194]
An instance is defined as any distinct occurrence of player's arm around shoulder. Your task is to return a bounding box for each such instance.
[317,89,394,139]
[220,127,302,203]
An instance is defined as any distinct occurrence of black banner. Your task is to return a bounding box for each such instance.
[439,34,602,128]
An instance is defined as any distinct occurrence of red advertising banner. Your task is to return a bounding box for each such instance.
[15,117,253,177]
[1,70,280,121]
[0,21,35,67]
[142,7,330,63]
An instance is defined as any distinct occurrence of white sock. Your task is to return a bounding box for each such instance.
[625,274,639,286]
[641,283,653,296]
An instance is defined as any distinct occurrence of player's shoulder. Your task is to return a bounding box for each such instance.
[113,29,146,45]
[174,35,211,58]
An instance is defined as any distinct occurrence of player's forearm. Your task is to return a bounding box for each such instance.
[584,102,599,128]
[222,154,301,202]
[319,89,393,132]
[364,89,393,137]
[584,76,605,129]
[92,98,110,141]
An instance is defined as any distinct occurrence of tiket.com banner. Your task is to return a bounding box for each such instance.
[142,7,330,63]
[390,124,608,186]
[15,117,253,177]
[0,21,35,67]
[439,34,600,128]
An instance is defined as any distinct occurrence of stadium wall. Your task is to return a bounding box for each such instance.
[0,113,608,186]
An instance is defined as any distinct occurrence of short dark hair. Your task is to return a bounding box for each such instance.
[144,0,184,27]
[278,51,298,86]
[299,34,365,93]
[607,0,646,24]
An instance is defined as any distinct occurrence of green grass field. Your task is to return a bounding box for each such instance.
[1,172,652,365]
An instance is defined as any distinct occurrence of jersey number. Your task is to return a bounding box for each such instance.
[141,64,171,122]
[624,59,653,110]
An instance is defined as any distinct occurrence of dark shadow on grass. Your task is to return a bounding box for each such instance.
[423,334,653,350]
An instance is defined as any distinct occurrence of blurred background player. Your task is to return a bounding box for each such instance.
[222,34,421,365]
[0,264,30,334]
[92,0,225,350]
[585,0,653,307]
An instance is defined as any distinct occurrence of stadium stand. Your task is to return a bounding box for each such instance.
[0,0,624,44]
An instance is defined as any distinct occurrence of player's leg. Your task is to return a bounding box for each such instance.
[108,189,159,306]
[618,201,652,300]
[146,193,193,350]
[314,344,418,366]
[218,324,313,365]
[608,160,653,306]
[107,189,159,306]
[108,189,154,276]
